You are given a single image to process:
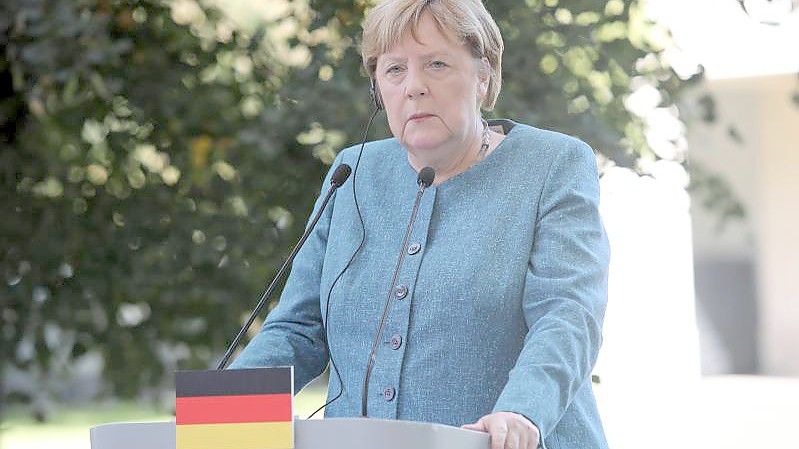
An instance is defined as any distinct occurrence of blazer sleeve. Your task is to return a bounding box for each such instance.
[228,154,344,393]
[492,139,610,439]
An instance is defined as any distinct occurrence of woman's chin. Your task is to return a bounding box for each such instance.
[403,136,447,153]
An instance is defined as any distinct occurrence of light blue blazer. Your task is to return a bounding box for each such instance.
[231,119,610,449]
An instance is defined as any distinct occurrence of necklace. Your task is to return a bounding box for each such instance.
[477,118,490,159]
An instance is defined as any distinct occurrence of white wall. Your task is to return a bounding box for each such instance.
[596,166,702,449]
[687,74,799,376]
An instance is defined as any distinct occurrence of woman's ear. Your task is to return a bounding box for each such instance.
[477,57,490,102]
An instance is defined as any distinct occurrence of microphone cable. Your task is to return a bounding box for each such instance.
[307,105,380,419]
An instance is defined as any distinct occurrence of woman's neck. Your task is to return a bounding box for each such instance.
[406,126,503,185]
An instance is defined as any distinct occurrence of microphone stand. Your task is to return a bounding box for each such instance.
[361,168,435,416]
[216,164,351,370]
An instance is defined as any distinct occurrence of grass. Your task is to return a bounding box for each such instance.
[0,381,329,449]
[1,401,172,449]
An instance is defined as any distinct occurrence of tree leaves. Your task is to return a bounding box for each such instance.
[1,0,695,410]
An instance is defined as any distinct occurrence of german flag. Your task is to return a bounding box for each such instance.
[176,367,294,449]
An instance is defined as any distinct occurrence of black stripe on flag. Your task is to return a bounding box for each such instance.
[176,367,293,397]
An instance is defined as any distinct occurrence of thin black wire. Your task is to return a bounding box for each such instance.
[306,106,380,419]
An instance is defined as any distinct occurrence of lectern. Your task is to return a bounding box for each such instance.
[90,417,491,449]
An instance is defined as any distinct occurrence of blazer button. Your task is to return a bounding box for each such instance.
[383,387,396,402]
[395,284,408,300]
[389,334,403,350]
[407,242,421,255]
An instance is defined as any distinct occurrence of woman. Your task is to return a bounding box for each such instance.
[232,1,610,448]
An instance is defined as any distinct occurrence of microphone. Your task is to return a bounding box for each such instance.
[361,167,436,416]
[418,167,435,189]
[331,164,352,187]
[216,163,352,370]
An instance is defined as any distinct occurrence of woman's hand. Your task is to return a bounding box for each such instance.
[462,412,541,449]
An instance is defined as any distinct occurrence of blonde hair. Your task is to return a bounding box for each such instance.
[361,0,504,111]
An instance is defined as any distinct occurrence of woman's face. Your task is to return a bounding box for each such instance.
[375,11,489,166]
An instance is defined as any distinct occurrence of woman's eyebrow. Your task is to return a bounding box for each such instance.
[381,51,450,63]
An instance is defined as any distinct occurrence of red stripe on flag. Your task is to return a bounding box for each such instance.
[176,393,292,425]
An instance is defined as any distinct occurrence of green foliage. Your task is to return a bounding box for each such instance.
[1,0,331,401]
[486,0,683,165]
[1,0,689,408]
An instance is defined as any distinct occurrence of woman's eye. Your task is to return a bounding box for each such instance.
[386,65,402,75]
[430,60,447,69]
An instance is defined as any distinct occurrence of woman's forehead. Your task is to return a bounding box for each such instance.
[377,12,463,58]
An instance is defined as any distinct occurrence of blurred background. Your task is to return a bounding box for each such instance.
[1,0,797,448]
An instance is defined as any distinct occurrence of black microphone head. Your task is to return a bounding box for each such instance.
[417,167,435,188]
[331,164,352,188]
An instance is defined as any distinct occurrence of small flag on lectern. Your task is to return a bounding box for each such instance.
[175,367,294,449]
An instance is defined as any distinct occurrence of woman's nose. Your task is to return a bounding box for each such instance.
[405,67,429,99]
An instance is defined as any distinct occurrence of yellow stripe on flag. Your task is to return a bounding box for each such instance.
[177,421,293,449]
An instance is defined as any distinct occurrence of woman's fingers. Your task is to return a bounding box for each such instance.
[517,427,528,449]
[462,412,540,449]
[461,416,486,431]
[485,416,509,449]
